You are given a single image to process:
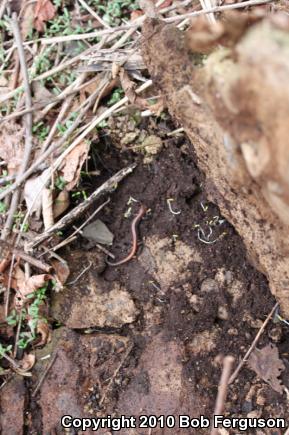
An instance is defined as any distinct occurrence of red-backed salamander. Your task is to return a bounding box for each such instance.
[107,204,147,266]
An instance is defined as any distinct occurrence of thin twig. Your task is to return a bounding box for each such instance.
[0,75,110,201]
[66,261,92,285]
[0,74,100,123]
[0,79,151,202]
[32,352,58,397]
[95,243,115,259]
[0,0,9,19]
[0,42,101,105]
[38,71,87,121]
[27,164,136,249]
[229,302,279,385]
[0,239,51,272]
[2,13,33,240]
[51,198,110,252]
[1,352,21,370]
[13,309,22,358]
[77,0,111,28]
[5,253,16,318]
[164,0,272,23]
[211,356,235,435]
[24,0,271,46]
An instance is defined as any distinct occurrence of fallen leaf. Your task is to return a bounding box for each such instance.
[0,122,24,176]
[83,219,114,245]
[24,168,50,217]
[130,10,143,20]
[119,68,165,114]
[19,353,36,371]
[60,140,90,191]
[248,343,285,394]
[14,268,51,307]
[53,189,70,218]
[42,187,54,230]
[21,2,35,40]
[36,319,51,346]
[119,68,149,110]
[51,259,70,285]
[34,0,56,33]
[32,81,53,104]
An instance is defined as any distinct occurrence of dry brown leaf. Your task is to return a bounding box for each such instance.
[32,81,53,105]
[51,259,70,285]
[0,123,24,176]
[34,0,56,33]
[36,319,51,346]
[53,189,70,218]
[21,2,35,40]
[42,187,54,230]
[130,10,143,20]
[19,353,36,371]
[119,69,165,114]
[14,268,50,298]
[119,68,150,110]
[248,344,285,394]
[24,168,50,217]
[60,140,90,191]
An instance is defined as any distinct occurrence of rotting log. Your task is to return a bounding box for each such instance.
[142,14,289,316]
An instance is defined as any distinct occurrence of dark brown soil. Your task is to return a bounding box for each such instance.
[1,116,288,435]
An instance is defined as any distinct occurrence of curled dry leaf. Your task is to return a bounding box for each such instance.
[53,189,70,219]
[59,140,90,191]
[119,68,165,114]
[51,259,70,285]
[119,68,148,111]
[24,168,51,217]
[34,0,56,32]
[42,187,54,230]
[21,2,36,40]
[248,343,285,394]
[19,353,36,371]
[0,123,24,176]
[130,10,143,20]
[14,267,51,309]
[32,81,54,105]
[36,319,51,347]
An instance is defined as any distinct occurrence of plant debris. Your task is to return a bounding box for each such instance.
[248,344,285,394]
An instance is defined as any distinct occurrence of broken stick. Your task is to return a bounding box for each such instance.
[229,302,279,385]
[0,240,51,273]
[27,164,137,249]
[211,356,234,435]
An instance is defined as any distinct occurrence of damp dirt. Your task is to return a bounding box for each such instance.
[1,117,288,435]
